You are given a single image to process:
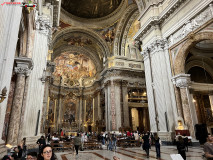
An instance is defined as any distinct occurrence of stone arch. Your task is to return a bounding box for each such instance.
[113,4,139,56]
[185,60,213,80]
[52,27,110,58]
[174,32,213,75]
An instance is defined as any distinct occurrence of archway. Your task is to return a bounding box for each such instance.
[174,32,213,75]
[173,33,213,139]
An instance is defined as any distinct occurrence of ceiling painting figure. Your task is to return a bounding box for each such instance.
[53,52,96,87]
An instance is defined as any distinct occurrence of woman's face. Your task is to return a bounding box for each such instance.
[42,147,52,160]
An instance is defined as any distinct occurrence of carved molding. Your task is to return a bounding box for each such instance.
[172,74,191,88]
[35,12,52,45]
[122,80,128,87]
[103,69,145,79]
[134,0,188,40]
[167,4,213,47]
[14,57,33,76]
[113,79,122,86]
[104,80,111,88]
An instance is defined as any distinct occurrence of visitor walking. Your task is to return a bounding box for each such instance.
[142,132,150,158]
[74,133,81,155]
[153,133,161,159]
[176,136,186,160]
[37,136,46,152]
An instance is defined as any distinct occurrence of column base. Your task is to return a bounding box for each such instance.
[25,136,42,149]
[158,131,175,142]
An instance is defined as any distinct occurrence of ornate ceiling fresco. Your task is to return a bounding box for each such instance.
[53,52,96,87]
[61,0,122,19]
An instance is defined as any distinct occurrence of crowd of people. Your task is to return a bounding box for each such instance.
[2,145,56,160]
[2,130,213,160]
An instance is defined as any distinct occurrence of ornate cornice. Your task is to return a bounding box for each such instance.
[14,57,33,76]
[103,69,145,79]
[167,3,213,47]
[35,12,52,45]
[172,74,191,88]
[134,0,188,40]
[122,80,128,87]
[104,80,111,88]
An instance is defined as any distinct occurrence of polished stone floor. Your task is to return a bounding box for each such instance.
[55,145,204,160]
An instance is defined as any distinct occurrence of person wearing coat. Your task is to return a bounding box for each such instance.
[74,133,81,155]
[142,132,150,158]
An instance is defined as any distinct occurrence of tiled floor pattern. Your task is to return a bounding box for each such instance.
[55,146,204,160]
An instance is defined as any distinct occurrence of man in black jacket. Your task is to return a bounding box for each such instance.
[36,136,46,152]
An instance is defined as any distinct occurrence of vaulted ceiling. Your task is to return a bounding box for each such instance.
[61,0,122,19]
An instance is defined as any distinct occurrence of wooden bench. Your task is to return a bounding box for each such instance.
[117,139,140,148]
[51,141,74,152]
[83,141,102,150]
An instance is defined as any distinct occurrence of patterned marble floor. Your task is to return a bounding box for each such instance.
[55,145,204,160]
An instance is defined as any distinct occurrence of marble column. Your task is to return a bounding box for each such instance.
[92,97,95,131]
[97,91,101,120]
[7,58,33,145]
[79,96,83,130]
[40,79,49,134]
[143,108,147,131]
[57,94,63,131]
[76,97,80,128]
[174,86,184,118]
[93,91,100,131]
[104,81,110,131]
[193,95,202,123]
[172,74,195,137]
[114,80,122,131]
[122,80,130,127]
[53,99,57,132]
[83,99,87,131]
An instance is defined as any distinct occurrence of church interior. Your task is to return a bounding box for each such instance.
[0,0,213,158]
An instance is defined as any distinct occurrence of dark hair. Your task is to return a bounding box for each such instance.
[2,155,11,160]
[154,133,159,140]
[38,145,55,160]
[178,136,184,143]
[27,152,37,158]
